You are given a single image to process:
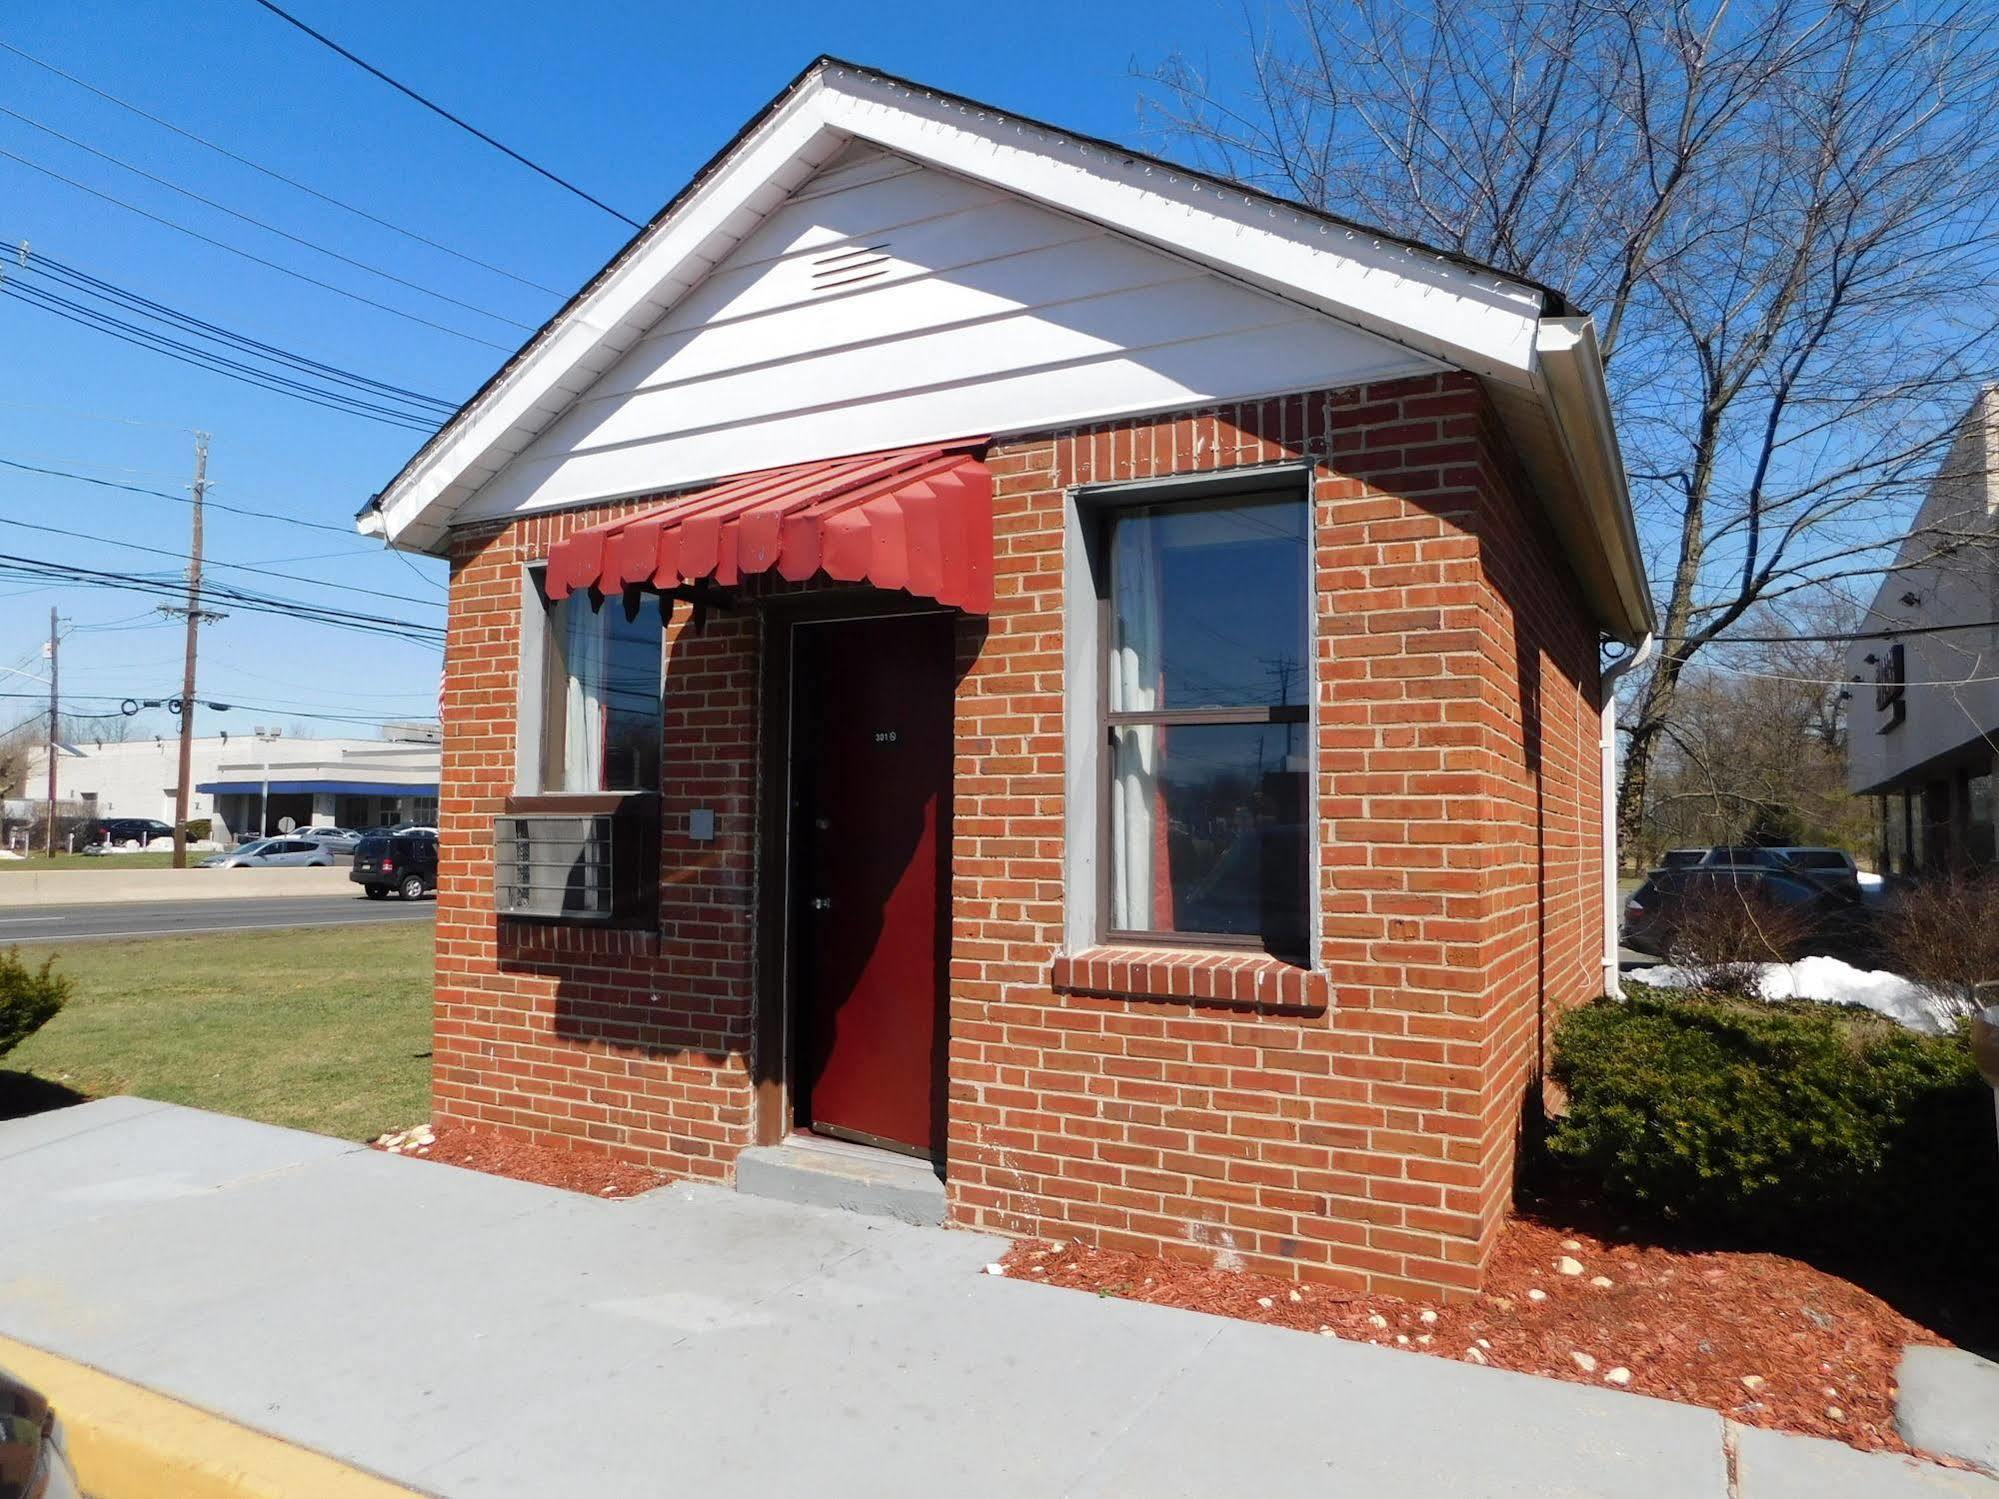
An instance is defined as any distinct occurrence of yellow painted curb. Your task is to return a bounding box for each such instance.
[0,1334,426,1499]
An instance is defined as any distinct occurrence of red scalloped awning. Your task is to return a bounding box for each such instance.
[542,441,993,612]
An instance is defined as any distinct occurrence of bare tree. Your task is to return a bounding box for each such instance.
[1144,0,1999,843]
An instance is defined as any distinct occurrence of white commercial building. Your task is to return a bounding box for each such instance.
[22,728,439,844]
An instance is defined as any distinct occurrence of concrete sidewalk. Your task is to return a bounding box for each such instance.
[0,1099,1989,1498]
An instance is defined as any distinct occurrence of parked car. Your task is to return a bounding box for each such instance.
[85,817,174,850]
[0,1361,85,1498]
[1766,846,1862,896]
[1694,845,1798,870]
[351,830,437,900]
[1622,864,1863,958]
[291,827,362,854]
[198,837,336,869]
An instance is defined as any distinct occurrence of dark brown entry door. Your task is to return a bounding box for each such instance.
[791,612,953,1156]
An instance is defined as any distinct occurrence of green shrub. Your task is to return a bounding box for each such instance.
[1547,988,1989,1239]
[0,948,69,1059]
[182,818,212,843]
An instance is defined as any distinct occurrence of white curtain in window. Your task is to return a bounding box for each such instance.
[562,600,607,792]
[1110,521,1165,930]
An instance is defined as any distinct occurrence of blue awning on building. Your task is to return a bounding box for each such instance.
[195,780,436,797]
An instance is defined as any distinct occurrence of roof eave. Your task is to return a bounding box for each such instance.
[1527,317,1656,644]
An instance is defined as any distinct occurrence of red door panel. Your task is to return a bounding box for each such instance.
[793,612,953,1155]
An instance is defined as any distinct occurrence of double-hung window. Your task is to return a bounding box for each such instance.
[1100,486,1311,957]
[502,577,664,925]
[535,584,663,793]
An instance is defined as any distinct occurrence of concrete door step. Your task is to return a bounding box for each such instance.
[735,1134,945,1226]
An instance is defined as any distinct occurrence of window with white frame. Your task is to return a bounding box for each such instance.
[532,580,663,793]
[1096,485,1312,956]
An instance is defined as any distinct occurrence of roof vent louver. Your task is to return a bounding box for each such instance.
[809,242,892,291]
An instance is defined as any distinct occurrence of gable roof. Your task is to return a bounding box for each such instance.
[361,56,1653,643]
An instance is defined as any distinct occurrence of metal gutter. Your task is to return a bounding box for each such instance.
[1533,317,1655,643]
[1599,631,1654,997]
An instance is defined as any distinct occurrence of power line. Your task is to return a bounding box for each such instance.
[11,243,456,410]
[1,455,371,538]
[0,104,534,330]
[0,688,432,728]
[245,0,644,229]
[0,142,512,349]
[1666,616,1999,645]
[0,397,192,430]
[0,549,443,647]
[0,509,445,610]
[1699,657,1999,690]
[1,279,441,431]
[382,543,446,594]
[0,38,565,297]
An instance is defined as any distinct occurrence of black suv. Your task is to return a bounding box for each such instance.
[1623,864,1864,958]
[91,817,175,848]
[350,830,438,900]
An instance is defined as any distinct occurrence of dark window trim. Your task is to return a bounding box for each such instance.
[1082,470,1315,961]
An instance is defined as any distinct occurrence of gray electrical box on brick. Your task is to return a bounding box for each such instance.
[688,808,716,842]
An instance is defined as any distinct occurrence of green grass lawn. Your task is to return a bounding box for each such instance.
[1,921,432,1140]
[0,851,183,871]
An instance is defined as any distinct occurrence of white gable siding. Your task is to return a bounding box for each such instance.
[1846,389,1999,793]
[458,146,1439,523]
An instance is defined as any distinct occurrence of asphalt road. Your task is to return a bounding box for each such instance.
[0,893,436,944]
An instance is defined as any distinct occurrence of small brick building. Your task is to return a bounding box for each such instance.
[366,59,1653,1298]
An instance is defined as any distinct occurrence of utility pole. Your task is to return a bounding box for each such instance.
[170,432,209,870]
[43,605,57,859]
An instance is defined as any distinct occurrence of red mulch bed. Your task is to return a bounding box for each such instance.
[1001,1206,1958,1456]
[371,1123,670,1199]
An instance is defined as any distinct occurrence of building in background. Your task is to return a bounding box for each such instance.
[21,725,439,845]
[1847,387,1999,873]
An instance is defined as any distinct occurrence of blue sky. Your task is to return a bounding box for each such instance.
[0,0,1248,745]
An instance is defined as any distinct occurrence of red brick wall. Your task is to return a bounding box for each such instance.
[953,373,1603,1297]
[431,371,1604,1296]
[435,505,762,1182]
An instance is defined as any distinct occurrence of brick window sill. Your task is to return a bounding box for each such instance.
[1050,946,1329,1012]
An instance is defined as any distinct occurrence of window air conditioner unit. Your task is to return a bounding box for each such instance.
[495,798,655,922]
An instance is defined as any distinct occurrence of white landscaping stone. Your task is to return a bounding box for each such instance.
[1590,1276,1614,1289]
[1571,1352,1598,1375]
[1558,1257,1585,1277]
[1527,1289,1548,1303]
[1464,1347,1488,1365]
[1605,1368,1632,1386]
[1419,1309,1438,1324]
[1741,1374,1767,1393]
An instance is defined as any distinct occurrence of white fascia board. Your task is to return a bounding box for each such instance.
[374,80,847,552]
[1530,317,1655,641]
[371,62,1551,554]
[816,69,1547,386]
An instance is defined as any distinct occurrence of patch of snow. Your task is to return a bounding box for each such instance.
[1626,957,1956,1033]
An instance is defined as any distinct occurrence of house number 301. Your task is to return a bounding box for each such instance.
[874,730,898,744]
